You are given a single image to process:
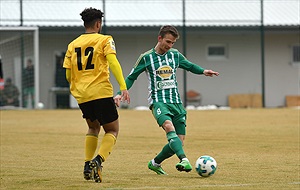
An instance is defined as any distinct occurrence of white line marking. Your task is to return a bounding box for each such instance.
[116,182,300,190]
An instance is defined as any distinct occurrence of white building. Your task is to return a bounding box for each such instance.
[0,0,299,108]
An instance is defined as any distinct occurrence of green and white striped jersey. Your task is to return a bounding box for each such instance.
[125,48,205,105]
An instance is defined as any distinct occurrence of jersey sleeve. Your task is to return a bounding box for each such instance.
[103,36,117,56]
[63,43,72,69]
[65,68,71,83]
[178,52,205,74]
[106,54,127,91]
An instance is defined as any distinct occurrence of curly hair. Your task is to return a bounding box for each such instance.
[80,7,104,28]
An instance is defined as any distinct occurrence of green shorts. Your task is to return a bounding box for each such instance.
[151,102,187,135]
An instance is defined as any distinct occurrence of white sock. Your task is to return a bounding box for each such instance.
[182,158,189,162]
[152,159,161,167]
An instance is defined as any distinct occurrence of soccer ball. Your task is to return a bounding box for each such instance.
[195,155,217,177]
[37,102,44,109]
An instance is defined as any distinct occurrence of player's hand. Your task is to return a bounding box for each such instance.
[121,90,130,105]
[114,94,122,107]
[114,90,130,107]
[203,70,219,77]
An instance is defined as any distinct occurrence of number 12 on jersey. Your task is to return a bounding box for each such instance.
[75,47,95,70]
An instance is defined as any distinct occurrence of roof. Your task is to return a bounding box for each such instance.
[1,0,299,27]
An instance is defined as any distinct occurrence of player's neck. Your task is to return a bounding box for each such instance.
[154,45,166,55]
[85,31,98,34]
[85,28,99,34]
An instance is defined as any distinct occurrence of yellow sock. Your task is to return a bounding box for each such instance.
[98,133,117,162]
[85,134,98,162]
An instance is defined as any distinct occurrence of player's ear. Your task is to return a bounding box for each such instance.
[95,20,101,29]
[158,35,163,42]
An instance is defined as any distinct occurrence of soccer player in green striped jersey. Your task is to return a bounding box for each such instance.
[115,25,219,175]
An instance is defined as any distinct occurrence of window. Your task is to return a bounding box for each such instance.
[291,45,300,64]
[207,44,228,60]
[290,45,300,66]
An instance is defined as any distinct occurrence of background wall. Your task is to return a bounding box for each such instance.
[1,28,298,108]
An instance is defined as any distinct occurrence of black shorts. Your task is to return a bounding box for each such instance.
[78,97,118,125]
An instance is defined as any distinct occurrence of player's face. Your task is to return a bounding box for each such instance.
[158,33,177,53]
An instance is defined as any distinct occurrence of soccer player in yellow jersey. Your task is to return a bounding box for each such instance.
[63,7,130,183]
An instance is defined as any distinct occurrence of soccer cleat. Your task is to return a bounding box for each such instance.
[148,160,168,175]
[90,158,103,183]
[83,161,92,180]
[176,159,192,172]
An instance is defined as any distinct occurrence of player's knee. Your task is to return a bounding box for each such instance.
[162,120,175,132]
[108,130,118,138]
[103,120,119,137]
[88,127,100,135]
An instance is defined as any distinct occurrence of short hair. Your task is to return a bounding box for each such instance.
[80,7,104,28]
[158,25,180,39]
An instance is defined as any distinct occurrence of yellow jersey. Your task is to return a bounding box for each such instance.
[63,33,119,104]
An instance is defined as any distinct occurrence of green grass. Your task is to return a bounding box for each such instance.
[0,108,299,189]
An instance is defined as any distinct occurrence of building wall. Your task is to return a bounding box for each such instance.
[35,30,299,108]
[265,33,299,107]
[110,32,263,107]
[185,33,262,106]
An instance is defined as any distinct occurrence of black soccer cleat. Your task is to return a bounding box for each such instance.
[83,161,92,180]
[90,157,103,183]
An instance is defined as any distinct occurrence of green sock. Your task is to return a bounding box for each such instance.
[154,144,175,164]
[166,131,186,160]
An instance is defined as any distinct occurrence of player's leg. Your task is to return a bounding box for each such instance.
[151,143,174,166]
[172,108,192,172]
[84,119,101,180]
[151,105,176,165]
[91,97,119,183]
[78,101,101,181]
[97,119,119,163]
[23,88,28,107]
[89,120,118,183]
[162,120,190,164]
[147,103,173,174]
[149,103,191,174]
[148,140,172,175]
[158,104,188,161]
[30,87,35,108]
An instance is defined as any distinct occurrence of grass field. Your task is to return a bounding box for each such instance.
[0,108,299,190]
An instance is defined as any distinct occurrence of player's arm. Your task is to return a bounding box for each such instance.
[117,54,146,94]
[65,69,71,83]
[107,54,130,105]
[107,53,127,91]
[178,53,205,74]
[178,53,219,77]
[63,46,72,84]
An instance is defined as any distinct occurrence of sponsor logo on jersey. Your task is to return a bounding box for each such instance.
[156,79,176,90]
[156,65,173,79]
